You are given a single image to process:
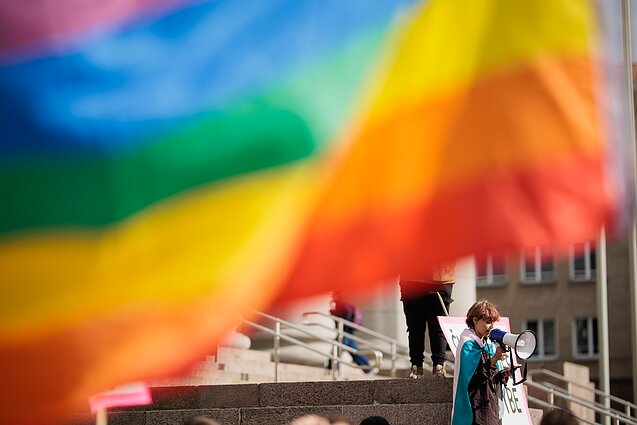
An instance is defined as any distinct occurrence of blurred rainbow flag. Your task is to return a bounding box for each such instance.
[0,0,621,422]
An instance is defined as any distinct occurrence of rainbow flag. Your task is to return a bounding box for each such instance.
[0,0,618,422]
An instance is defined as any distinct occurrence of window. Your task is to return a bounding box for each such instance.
[570,242,596,281]
[573,317,598,358]
[524,319,557,360]
[520,247,555,283]
[476,254,506,286]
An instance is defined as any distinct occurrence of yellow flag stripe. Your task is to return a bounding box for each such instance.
[0,161,318,339]
[367,0,595,122]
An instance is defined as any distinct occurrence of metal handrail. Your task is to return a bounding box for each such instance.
[241,311,382,381]
[526,394,599,425]
[537,382,637,425]
[301,311,453,377]
[302,311,405,377]
[302,311,406,347]
[529,368,637,417]
[526,381,637,425]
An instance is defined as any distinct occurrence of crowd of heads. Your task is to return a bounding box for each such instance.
[287,414,391,425]
[184,409,580,425]
[183,414,391,425]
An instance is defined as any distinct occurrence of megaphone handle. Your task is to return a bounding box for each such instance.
[494,343,508,357]
[512,361,528,386]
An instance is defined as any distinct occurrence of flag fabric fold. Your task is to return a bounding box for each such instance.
[0,0,620,422]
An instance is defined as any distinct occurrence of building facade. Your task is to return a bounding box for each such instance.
[475,239,634,402]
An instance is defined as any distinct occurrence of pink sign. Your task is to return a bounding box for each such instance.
[89,382,152,413]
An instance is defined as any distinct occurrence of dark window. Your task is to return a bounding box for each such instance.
[477,254,506,286]
[524,319,556,359]
[521,247,555,283]
[574,317,598,357]
[570,242,596,281]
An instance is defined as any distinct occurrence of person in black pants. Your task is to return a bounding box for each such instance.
[399,262,454,379]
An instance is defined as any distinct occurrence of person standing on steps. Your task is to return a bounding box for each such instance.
[327,291,371,372]
[399,261,455,379]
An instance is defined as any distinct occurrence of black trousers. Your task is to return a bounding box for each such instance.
[401,287,451,367]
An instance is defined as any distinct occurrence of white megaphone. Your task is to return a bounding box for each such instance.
[489,328,537,385]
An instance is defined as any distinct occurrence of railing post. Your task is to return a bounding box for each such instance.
[626,404,631,418]
[331,342,338,380]
[390,342,397,378]
[333,319,344,380]
[274,321,281,383]
[337,319,344,347]
[548,387,555,406]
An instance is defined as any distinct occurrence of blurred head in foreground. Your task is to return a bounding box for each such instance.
[289,414,352,425]
[540,408,579,425]
[183,416,221,425]
[360,416,391,425]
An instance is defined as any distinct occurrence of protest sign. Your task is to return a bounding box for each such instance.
[439,316,533,425]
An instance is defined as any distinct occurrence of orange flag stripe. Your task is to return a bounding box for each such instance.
[284,154,612,301]
[317,53,604,230]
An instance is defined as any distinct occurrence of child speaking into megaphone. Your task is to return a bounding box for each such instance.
[451,300,511,425]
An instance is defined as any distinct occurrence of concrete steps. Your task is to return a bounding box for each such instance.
[151,347,372,386]
[65,378,453,425]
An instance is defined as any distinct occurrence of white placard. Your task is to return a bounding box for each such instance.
[438,316,533,425]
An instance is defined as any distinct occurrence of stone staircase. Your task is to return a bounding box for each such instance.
[65,378,453,425]
[151,347,374,386]
[61,344,548,425]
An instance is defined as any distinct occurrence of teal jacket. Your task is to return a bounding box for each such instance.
[451,328,497,425]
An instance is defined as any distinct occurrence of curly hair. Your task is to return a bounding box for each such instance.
[465,300,500,329]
